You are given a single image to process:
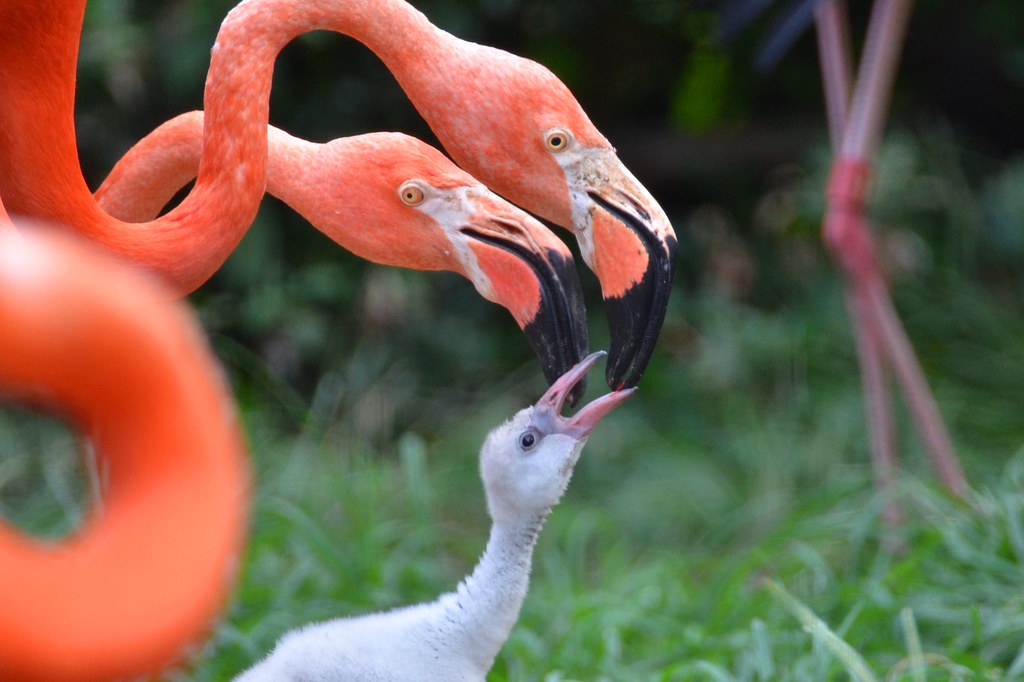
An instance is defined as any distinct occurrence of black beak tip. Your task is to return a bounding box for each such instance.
[603,234,678,390]
[606,366,630,392]
[605,342,643,391]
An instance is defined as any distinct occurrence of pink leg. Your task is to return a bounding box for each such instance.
[816,0,968,498]
[813,0,854,150]
[861,276,968,496]
[825,157,967,498]
[815,1,901,512]
[847,286,903,524]
[839,0,917,160]
[825,159,907,520]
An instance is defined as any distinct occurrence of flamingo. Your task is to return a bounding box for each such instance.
[97,118,589,396]
[233,352,632,681]
[0,0,677,390]
[719,0,967,501]
[0,213,250,682]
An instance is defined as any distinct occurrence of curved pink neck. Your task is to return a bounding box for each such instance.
[0,0,440,294]
[96,112,322,226]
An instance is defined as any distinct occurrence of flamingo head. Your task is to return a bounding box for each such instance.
[481,351,634,524]
[305,133,590,402]
[410,44,678,390]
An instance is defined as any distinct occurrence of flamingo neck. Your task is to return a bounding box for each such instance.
[263,127,322,207]
[0,196,12,229]
[0,3,86,232]
[0,0,445,294]
[96,114,324,231]
[95,119,459,274]
[427,511,548,671]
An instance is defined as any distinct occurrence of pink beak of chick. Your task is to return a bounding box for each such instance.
[533,351,636,440]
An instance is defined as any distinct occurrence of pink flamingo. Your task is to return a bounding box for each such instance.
[0,0,677,390]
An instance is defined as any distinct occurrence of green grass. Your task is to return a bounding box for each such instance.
[3,275,1024,680]
[175,391,1022,680]
[198,266,1024,680]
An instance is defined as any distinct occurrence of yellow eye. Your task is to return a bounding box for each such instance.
[398,182,426,206]
[544,128,572,152]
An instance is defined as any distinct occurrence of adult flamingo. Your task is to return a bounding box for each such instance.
[0,0,677,390]
[0,213,250,681]
[99,121,589,396]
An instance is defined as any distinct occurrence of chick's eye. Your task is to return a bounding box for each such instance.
[398,182,426,206]
[519,430,538,450]
[544,128,571,152]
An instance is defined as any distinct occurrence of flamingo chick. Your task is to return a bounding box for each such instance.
[233,351,633,681]
[96,120,588,392]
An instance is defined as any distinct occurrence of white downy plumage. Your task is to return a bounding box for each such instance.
[234,351,633,681]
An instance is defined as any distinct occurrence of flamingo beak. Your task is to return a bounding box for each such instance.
[570,153,677,390]
[532,350,636,440]
[461,196,590,405]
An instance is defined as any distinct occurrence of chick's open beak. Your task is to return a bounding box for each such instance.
[532,350,635,440]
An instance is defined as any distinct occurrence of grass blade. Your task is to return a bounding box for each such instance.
[763,578,879,682]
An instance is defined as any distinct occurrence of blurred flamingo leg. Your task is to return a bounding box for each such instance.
[813,0,967,498]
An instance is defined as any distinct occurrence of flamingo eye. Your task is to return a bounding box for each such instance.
[519,430,539,451]
[398,182,426,206]
[544,128,572,152]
